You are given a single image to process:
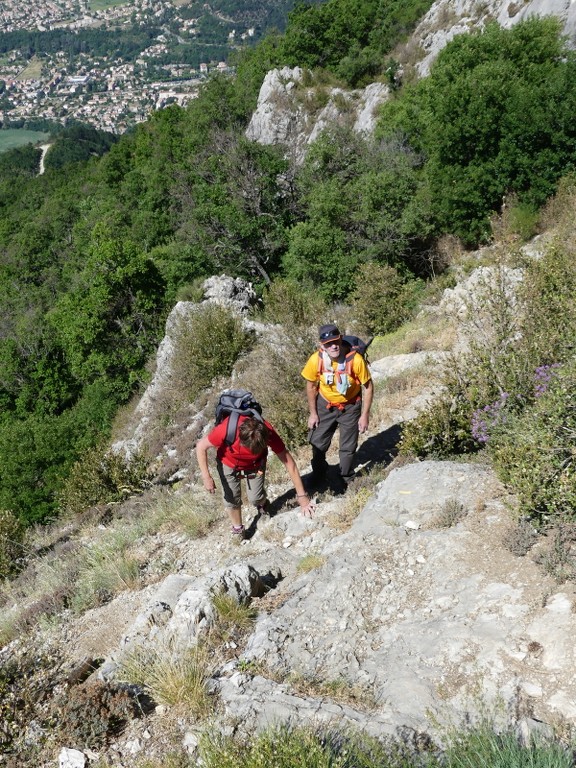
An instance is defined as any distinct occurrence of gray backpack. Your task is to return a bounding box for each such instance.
[214,389,263,445]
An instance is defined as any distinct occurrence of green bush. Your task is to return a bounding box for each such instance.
[0,509,24,578]
[171,303,254,397]
[379,17,576,245]
[401,239,576,463]
[350,263,421,336]
[519,243,576,370]
[57,443,151,518]
[261,278,328,329]
[400,388,478,459]
[489,359,576,525]
[199,725,419,768]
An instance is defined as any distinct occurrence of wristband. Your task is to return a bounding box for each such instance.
[297,493,309,498]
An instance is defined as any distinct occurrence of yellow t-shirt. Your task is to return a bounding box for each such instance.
[301,351,371,404]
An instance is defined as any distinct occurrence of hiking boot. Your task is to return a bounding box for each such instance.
[231,525,246,544]
[332,473,353,496]
[308,447,329,492]
[311,446,329,476]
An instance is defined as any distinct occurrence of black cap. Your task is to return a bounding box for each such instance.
[318,324,341,343]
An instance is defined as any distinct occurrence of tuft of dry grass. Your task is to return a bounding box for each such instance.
[286,672,377,711]
[326,487,373,532]
[296,553,327,573]
[503,517,538,557]
[120,638,215,716]
[370,314,455,360]
[149,490,221,539]
[430,497,467,528]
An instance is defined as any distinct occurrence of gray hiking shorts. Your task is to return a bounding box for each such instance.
[217,461,267,509]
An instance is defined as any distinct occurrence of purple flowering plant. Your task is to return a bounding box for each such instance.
[471,392,509,444]
[534,364,561,398]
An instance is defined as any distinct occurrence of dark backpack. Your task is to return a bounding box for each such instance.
[214,389,263,445]
[341,335,373,365]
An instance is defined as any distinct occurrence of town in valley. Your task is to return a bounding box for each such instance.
[0,0,270,134]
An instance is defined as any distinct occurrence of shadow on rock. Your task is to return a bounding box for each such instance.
[354,422,403,474]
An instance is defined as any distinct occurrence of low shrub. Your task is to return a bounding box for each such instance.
[503,518,538,557]
[0,509,24,578]
[534,524,576,583]
[51,680,139,749]
[400,384,478,459]
[171,303,254,398]
[199,725,404,768]
[57,443,151,518]
[489,359,576,524]
[0,644,64,759]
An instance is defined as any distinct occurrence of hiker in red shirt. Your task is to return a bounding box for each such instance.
[196,415,314,542]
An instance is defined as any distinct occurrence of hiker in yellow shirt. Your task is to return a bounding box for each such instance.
[301,323,373,491]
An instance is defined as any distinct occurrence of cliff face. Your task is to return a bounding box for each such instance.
[245,67,390,163]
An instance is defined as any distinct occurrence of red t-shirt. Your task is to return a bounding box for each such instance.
[207,416,286,470]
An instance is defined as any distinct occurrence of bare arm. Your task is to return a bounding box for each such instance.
[276,449,315,517]
[196,435,216,493]
[358,379,373,434]
[306,380,319,430]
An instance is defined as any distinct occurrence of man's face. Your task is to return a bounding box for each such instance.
[322,339,342,360]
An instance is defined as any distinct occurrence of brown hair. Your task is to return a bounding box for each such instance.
[238,417,269,455]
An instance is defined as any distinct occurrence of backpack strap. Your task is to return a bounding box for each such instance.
[225,411,241,446]
[343,348,358,380]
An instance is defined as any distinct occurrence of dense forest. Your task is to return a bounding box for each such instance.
[1,0,576,527]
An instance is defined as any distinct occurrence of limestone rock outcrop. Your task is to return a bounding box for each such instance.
[246,67,390,163]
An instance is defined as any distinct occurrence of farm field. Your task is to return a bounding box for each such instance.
[0,129,49,153]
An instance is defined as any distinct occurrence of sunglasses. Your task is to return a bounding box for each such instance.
[320,332,341,342]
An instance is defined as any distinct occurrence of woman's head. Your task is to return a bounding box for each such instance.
[238,417,269,454]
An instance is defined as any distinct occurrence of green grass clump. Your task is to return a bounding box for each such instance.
[198,723,575,768]
[441,725,573,767]
[212,591,258,637]
[296,553,327,573]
